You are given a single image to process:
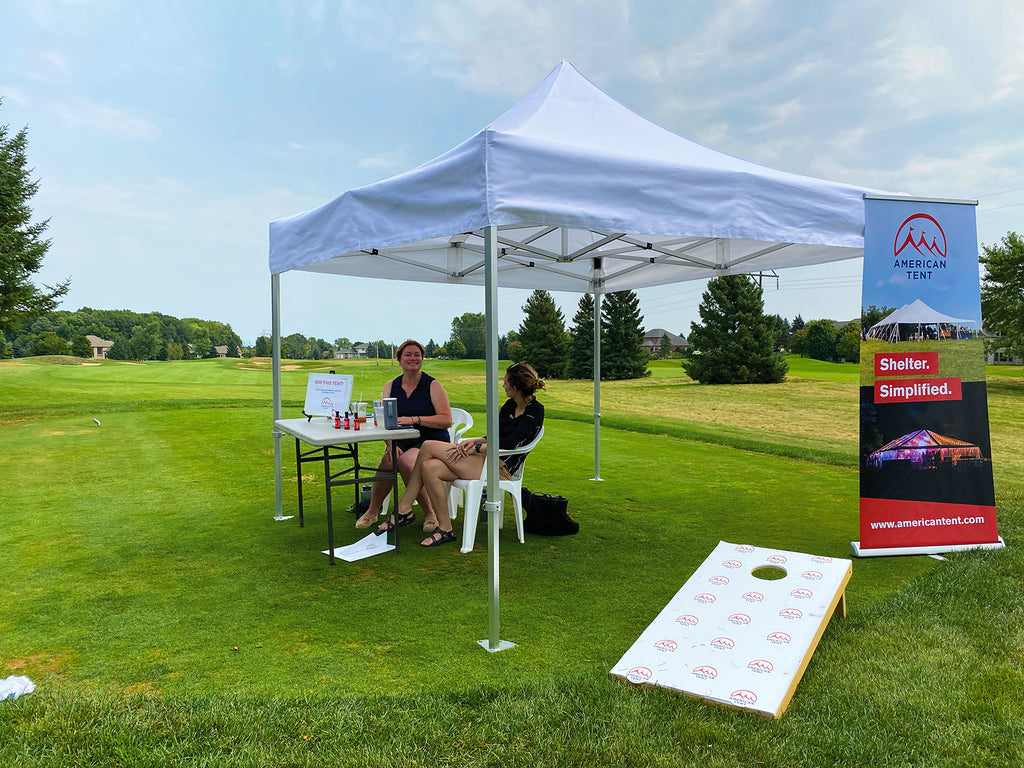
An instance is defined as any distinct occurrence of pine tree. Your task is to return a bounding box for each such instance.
[658,333,673,359]
[567,293,598,379]
[601,290,650,380]
[0,103,68,333]
[682,275,787,384]
[515,290,568,378]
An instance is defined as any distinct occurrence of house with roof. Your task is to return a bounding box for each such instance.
[642,328,688,355]
[85,334,114,359]
[981,329,1024,365]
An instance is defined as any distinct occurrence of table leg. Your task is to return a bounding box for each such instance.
[324,446,335,565]
[390,440,400,552]
[294,437,304,527]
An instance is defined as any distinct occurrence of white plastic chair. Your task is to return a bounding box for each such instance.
[450,407,474,442]
[447,426,545,553]
[381,408,472,520]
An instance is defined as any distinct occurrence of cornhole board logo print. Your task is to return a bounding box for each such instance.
[625,667,652,684]
[692,665,718,680]
[610,541,852,719]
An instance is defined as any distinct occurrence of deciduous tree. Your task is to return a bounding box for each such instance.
[802,319,838,362]
[449,312,486,359]
[980,231,1024,358]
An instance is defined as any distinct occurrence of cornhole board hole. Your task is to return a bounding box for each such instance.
[610,541,852,719]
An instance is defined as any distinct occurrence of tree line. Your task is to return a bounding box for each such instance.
[1,307,243,360]
[435,289,651,381]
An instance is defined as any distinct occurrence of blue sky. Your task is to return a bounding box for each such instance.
[4,0,1022,345]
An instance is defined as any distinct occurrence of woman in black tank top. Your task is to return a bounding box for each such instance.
[355,340,453,533]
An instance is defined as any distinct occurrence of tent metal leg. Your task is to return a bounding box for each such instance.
[480,224,514,652]
[272,273,292,521]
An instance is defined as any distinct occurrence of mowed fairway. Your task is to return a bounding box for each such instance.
[1,355,1022,766]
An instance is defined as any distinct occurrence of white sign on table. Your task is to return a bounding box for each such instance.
[303,373,354,417]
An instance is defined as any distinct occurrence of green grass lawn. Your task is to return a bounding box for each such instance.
[1,355,1022,766]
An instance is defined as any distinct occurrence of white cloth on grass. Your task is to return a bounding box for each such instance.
[0,675,35,700]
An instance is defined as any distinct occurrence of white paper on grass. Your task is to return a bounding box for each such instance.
[303,373,354,417]
[610,541,851,718]
[323,532,394,562]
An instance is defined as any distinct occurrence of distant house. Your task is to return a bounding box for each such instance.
[214,345,228,358]
[85,334,114,359]
[642,328,688,354]
[333,347,358,359]
[982,329,1024,365]
[354,343,370,357]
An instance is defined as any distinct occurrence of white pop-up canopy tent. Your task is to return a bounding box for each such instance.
[269,61,889,649]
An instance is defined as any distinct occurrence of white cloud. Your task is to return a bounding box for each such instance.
[51,99,159,140]
[0,86,29,107]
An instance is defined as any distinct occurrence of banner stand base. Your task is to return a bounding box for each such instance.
[851,537,1005,558]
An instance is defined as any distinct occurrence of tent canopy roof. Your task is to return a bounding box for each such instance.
[869,298,977,330]
[874,429,978,453]
[269,61,891,293]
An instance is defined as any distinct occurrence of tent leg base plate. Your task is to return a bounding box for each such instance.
[478,639,516,653]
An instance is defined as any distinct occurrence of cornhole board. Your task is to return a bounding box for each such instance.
[610,541,852,719]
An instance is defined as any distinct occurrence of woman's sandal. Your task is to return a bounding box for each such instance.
[378,509,415,533]
[422,517,439,533]
[421,529,456,547]
[355,511,377,529]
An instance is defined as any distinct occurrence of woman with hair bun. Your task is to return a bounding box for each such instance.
[382,362,546,547]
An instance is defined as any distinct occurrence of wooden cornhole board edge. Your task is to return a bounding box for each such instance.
[609,541,852,719]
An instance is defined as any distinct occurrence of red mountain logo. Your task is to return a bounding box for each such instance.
[692,665,718,680]
[626,666,652,683]
[711,636,735,650]
[779,608,803,620]
[730,689,758,706]
[735,544,755,553]
[748,659,774,674]
[742,591,765,603]
[722,560,743,569]
[790,588,814,599]
[767,554,788,565]
[893,214,947,259]
[654,639,678,652]
[728,613,752,625]
[708,575,730,586]
[695,593,716,604]
[766,631,792,645]
[675,614,700,626]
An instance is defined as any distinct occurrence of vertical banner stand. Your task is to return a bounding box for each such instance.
[854,195,1004,557]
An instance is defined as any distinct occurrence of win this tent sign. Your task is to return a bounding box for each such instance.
[858,197,999,552]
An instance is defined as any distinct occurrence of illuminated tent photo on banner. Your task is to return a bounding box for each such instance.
[268,60,894,649]
[867,428,985,469]
[865,298,977,343]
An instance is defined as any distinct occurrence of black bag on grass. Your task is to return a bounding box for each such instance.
[522,488,579,536]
